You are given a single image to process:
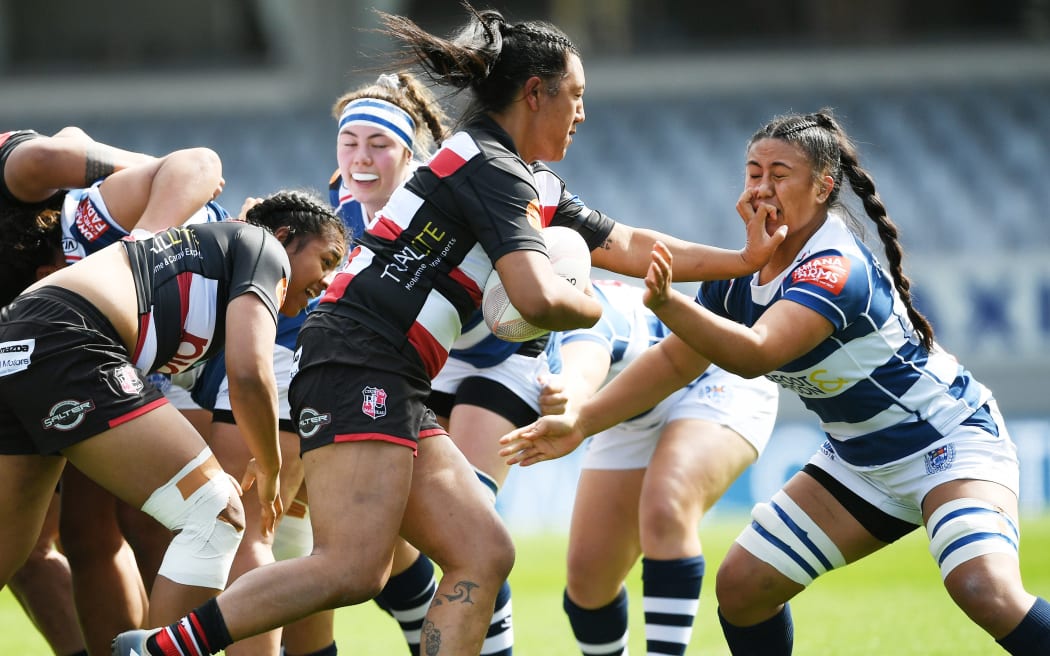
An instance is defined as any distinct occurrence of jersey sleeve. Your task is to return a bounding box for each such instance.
[456,156,547,263]
[227,224,291,324]
[781,249,870,330]
[533,162,615,251]
[696,279,736,320]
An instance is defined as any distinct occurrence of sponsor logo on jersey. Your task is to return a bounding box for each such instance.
[111,363,144,396]
[158,332,210,374]
[791,255,850,295]
[289,346,302,379]
[361,385,387,420]
[0,338,34,377]
[148,228,202,273]
[74,197,111,242]
[42,399,95,431]
[525,198,543,230]
[275,277,288,309]
[698,383,728,404]
[924,443,956,474]
[766,372,823,396]
[298,407,332,438]
[767,369,850,397]
[819,440,837,460]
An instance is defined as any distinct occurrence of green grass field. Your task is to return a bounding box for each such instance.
[4,514,1049,655]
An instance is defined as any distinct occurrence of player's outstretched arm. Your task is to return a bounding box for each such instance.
[501,331,707,466]
[587,190,786,282]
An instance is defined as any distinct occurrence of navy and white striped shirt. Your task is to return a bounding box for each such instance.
[698,213,991,466]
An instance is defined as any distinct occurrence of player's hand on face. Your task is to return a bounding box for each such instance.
[499,414,585,466]
[643,241,674,310]
[241,458,284,537]
[537,374,569,416]
[737,189,787,271]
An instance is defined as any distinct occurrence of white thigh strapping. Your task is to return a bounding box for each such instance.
[272,498,313,561]
[735,489,846,586]
[214,344,294,420]
[141,449,242,589]
[926,497,1020,579]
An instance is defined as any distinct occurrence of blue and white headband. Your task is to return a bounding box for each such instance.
[338,97,415,154]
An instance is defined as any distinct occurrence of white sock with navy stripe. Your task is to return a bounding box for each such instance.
[480,579,514,655]
[373,553,437,655]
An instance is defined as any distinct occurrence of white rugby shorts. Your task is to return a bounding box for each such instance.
[583,368,779,470]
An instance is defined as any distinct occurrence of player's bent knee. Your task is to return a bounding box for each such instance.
[141,449,244,589]
[324,567,388,607]
[926,498,1019,580]
[734,490,845,587]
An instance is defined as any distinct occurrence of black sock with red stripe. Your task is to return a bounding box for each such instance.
[146,598,233,656]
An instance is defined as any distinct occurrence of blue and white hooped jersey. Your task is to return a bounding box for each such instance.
[61,182,229,264]
[697,213,992,467]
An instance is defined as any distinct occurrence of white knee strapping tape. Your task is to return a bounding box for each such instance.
[926,498,1019,579]
[272,500,313,561]
[735,490,845,586]
[141,449,243,589]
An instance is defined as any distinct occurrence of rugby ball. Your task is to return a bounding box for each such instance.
[482,226,591,342]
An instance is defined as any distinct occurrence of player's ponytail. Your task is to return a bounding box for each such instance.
[377,2,579,127]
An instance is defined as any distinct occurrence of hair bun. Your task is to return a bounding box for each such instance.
[376,73,400,90]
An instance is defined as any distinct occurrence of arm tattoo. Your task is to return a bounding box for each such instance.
[84,145,116,185]
[422,619,442,655]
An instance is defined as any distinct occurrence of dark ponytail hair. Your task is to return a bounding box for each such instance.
[377,2,579,127]
[244,190,348,254]
[749,109,936,351]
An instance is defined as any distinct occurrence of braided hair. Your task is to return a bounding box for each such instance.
[376,2,579,128]
[749,109,935,351]
[244,190,349,254]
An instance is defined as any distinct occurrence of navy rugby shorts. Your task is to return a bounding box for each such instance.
[0,286,165,455]
[289,313,445,455]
